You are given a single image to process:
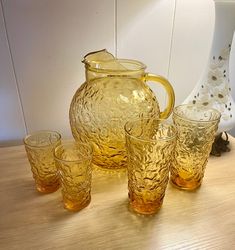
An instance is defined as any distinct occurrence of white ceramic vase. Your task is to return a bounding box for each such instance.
[184,0,235,133]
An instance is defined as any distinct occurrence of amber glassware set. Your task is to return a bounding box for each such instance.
[24,50,221,214]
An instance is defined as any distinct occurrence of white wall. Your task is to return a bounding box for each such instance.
[169,0,214,105]
[0,0,233,146]
[0,1,26,145]
[0,0,115,145]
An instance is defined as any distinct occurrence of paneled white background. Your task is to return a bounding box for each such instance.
[0,0,234,146]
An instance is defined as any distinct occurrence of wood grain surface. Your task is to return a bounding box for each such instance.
[0,138,235,250]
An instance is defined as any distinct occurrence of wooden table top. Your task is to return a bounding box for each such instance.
[0,138,235,250]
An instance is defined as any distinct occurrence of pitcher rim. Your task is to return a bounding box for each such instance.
[84,59,147,73]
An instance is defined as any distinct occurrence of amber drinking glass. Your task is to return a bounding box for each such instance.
[54,142,93,212]
[171,104,221,190]
[125,119,176,215]
[24,130,61,193]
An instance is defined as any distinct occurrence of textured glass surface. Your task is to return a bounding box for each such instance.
[125,119,176,214]
[70,54,175,170]
[54,142,92,212]
[171,105,221,190]
[24,131,61,193]
[70,76,160,170]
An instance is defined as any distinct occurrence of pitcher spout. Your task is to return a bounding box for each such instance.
[82,49,115,65]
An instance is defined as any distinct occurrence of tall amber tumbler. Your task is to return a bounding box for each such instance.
[125,119,176,215]
[171,104,221,190]
[54,142,93,212]
[24,130,61,193]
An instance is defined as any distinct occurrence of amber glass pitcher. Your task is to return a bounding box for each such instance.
[69,50,175,170]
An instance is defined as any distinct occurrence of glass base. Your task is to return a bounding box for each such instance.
[129,199,163,215]
[63,196,91,212]
[35,180,60,194]
[92,163,127,177]
[170,176,202,191]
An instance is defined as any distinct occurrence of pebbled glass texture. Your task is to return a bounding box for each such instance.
[70,73,160,170]
[54,142,92,212]
[171,105,221,190]
[125,119,176,214]
[24,131,61,193]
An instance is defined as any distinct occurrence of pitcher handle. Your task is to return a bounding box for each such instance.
[144,73,175,119]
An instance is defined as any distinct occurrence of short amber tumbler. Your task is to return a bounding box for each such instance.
[125,119,176,215]
[54,142,93,212]
[171,104,221,190]
[24,130,61,193]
